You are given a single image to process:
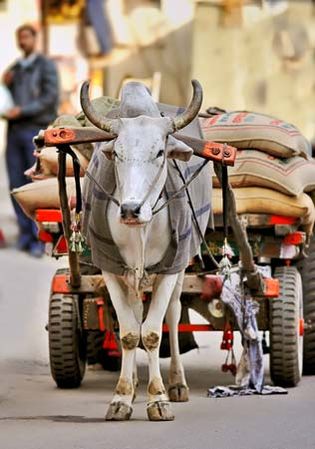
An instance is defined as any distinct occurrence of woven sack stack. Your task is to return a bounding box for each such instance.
[12,103,315,237]
[200,111,315,235]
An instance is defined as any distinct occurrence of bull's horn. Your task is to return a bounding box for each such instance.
[172,80,203,132]
[80,81,117,134]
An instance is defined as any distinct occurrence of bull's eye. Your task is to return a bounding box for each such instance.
[156,149,164,158]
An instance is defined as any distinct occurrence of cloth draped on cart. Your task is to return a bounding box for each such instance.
[208,271,287,398]
[208,385,287,397]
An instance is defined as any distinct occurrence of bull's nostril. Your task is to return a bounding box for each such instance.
[120,204,127,218]
[133,206,141,217]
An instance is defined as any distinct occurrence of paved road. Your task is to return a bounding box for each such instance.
[0,124,315,449]
[1,245,315,449]
[0,335,315,449]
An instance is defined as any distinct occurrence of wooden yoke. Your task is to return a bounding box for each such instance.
[44,126,115,147]
[43,126,237,166]
[39,126,237,289]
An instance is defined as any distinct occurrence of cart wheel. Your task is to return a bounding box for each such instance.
[49,293,86,388]
[269,266,303,387]
[87,331,121,372]
[297,238,315,374]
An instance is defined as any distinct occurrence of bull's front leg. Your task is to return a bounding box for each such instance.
[102,272,141,421]
[141,273,179,421]
[165,270,189,402]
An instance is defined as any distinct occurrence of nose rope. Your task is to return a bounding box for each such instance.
[113,150,167,211]
[152,159,209,215]
[136,151,167,209]
[84,168,120,206]
[81,151,167,212]
[63,146,208,219]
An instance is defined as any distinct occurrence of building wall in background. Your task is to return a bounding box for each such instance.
[1,0,314,140]
[100,0,195,106]
[192,1,315,139]
[0,0,39,74]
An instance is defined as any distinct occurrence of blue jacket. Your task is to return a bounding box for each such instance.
[8,54,59,128]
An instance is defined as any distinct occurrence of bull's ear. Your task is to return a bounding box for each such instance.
[101,140,115,160]
[166,135,193,161]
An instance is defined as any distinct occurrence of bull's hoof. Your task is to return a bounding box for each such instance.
[168,384,189,402]
[105,402,133,421]
[147,401,175,421]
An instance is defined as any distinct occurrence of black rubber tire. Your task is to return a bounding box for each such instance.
[298,239,315,374]
[87,331,121,372]
[49,294,86,388]
[269,266,303,387]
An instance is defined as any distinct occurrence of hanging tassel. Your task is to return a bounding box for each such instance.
[103,330,110,350]
[69,211,85,254]
[109,332,119,351]
[218,237,233,280]
[221,322,237,376]
[103,331,121,357]
[103,331,117,351]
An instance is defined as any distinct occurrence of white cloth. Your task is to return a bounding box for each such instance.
[0,84,14,116]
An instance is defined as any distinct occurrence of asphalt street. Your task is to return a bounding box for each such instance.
[0,122,314,449]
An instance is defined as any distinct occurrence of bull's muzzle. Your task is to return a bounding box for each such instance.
[120,202,141,223]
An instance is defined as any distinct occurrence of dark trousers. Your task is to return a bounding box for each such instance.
[6,126,41,242]
[86,0,113,54]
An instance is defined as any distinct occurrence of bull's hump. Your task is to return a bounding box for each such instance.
[120,82,161,118]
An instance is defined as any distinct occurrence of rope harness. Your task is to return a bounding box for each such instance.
[57,143,212,217]
[56,142,229,270]
[113,148,168,213]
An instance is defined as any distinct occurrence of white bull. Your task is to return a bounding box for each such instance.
[80,80,205,421]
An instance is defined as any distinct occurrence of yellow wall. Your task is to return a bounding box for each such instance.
[1,0,314,141]
[101,1,315,140]
[98,0,195,106]
[192,1,315,139]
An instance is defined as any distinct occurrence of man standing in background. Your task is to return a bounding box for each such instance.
[2,24,59,257]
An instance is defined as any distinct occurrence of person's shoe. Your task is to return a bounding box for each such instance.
[17,234,31,251]
[28,241,45,258]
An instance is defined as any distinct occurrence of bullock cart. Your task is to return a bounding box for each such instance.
[34,118,304,393]
[36,81,314,414]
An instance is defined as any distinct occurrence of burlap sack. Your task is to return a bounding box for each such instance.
[12,178,83,220]
[200,112,311,158]
[212,187,315,235]
[75,96,120,129]
[212,150,315,196]
[36,146,89,178]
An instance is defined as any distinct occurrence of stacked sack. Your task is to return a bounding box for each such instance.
[200,111,315,236]
[12,103,315,238]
